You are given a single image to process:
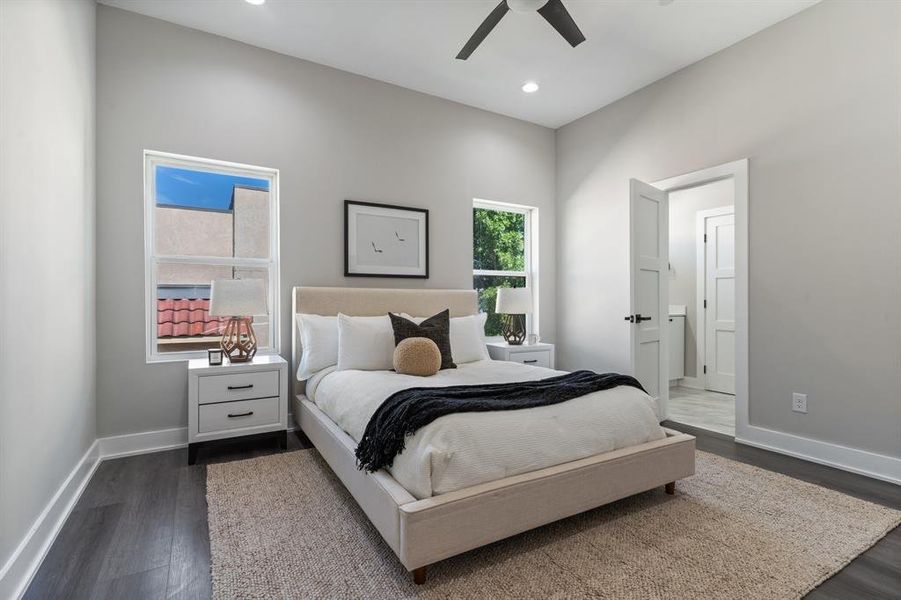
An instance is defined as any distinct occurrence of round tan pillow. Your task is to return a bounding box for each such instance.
[393,337,441,377]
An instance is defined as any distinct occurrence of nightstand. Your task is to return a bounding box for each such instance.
[486,341,555,369]
[187,354,288,464]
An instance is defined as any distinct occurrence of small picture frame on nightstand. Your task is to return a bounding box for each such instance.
[207,348,224,366]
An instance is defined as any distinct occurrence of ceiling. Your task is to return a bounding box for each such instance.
[99,0,818,128]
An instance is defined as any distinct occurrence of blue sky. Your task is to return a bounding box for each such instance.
[156,166,269,210]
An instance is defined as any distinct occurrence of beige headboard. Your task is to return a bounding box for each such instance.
[291,286,478,388]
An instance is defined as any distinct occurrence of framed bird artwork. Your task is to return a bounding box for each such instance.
[344,200,429,278]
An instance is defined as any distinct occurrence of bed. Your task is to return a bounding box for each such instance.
[291,286,695,584]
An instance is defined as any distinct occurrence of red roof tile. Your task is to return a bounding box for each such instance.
[157,298,225,338]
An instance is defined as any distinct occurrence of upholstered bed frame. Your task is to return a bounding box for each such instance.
[291,286,695,584]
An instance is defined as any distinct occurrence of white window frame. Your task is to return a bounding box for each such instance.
[472,199,539,338]
[143,150,280,363]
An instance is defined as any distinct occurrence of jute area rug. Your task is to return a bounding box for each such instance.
[207,449,900,599]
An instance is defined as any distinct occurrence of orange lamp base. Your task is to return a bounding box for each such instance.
[220,317,257,363]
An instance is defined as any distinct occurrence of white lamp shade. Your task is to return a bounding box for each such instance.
[209,279,268,317]
[495,287,532,315]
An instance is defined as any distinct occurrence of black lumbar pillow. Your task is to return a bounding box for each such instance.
[389,310,456,370]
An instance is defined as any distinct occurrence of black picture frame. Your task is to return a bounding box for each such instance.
[207,348,224,366]
[344,200,429,279]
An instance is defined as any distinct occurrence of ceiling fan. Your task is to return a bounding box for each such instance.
[456,0,586,61]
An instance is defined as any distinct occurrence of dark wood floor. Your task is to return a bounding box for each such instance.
[24,424,901,599]
[23,433,313,600]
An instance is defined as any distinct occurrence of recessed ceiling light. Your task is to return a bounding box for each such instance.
[521,81,539,94]
[245,0,265,5]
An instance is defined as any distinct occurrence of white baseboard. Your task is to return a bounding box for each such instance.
[737,425,901,486]
[0,440,100,600]
[674,377,704,390]
[97,423,301,459]
[98,427,188,459]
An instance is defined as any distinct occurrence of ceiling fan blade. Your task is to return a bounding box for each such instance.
[536,0,585,48]
[456,0,510,60]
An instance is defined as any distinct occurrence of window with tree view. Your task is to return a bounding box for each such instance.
[144,152,279,361]
[473,202,532,337]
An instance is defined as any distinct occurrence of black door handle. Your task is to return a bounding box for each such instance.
[227,411,254,418]
[227,384,254,390]
[625,314,652,323]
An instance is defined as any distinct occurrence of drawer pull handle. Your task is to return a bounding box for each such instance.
[227,411,254,418]
[523,359,538,364]
[227,384,254,390]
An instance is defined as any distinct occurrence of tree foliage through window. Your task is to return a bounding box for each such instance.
[473,208,525,272]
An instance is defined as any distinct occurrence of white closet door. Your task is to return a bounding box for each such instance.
[705,213,735,394]
[629,179,668,418]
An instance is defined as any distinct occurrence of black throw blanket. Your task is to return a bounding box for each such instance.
[355,370,645,473]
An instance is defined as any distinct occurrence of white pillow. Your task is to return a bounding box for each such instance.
[401,312,490,364]
[296,314,338,380]
[451,313,491,363]
[336,314,395,371]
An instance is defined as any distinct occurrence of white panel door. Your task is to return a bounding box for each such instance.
[705,213,735,394]
[629,179,668,418]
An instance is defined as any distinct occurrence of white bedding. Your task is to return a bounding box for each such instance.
[308,360,666,499]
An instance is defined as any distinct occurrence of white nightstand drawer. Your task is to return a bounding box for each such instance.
[509,351,551,368]
[198,397,279,433]
[188,355,288,463]
[198,370,279,405]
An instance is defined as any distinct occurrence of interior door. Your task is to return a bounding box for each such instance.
[628,179,669,418]
[704,213,735,394]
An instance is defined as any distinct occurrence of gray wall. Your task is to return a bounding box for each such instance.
[556,0,901,458]
[0,0,96,572]
[96,7,556,436]
[668,179,733,379]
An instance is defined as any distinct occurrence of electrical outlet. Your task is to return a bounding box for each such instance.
[792,393,807,414]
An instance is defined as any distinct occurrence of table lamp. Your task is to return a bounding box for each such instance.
[495,287,532,345]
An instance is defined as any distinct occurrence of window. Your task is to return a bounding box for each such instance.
[472,200,536,337]
[144,151,279,362]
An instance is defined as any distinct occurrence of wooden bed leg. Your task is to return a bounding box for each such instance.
[412,566,427,585]
[665,481,676,495]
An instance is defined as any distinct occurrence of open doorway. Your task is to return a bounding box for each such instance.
[628,160,747,439]
[664,180,735,436]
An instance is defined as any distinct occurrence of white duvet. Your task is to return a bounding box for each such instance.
[308,360,665,499]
